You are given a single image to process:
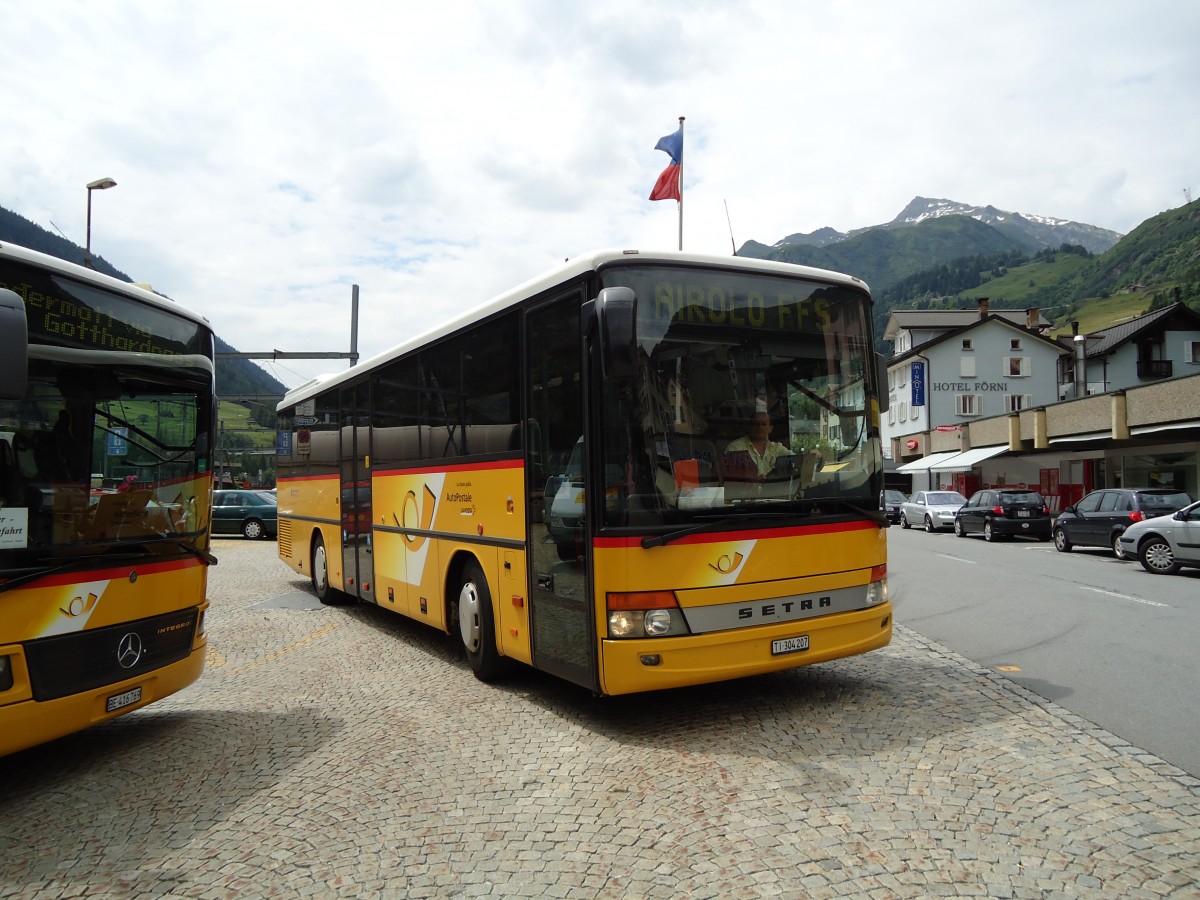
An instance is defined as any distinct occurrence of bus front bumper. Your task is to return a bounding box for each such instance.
[599,603,892,696]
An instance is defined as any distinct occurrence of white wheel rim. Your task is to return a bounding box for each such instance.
[314,544,327,589]
[458,581,482,653]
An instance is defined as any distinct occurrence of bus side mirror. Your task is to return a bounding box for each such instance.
[595,286,637,379]
[0,289,28,400]
[876,353,889,413]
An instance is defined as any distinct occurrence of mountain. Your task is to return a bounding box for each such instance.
[883,197,1122,254]
[739,197,1124,292]
[0,205,287,423]
[740,213,1039,294]
[871,199,1200,345]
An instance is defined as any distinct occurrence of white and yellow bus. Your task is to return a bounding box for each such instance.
[0,242,215,755]
[276,249,891,695]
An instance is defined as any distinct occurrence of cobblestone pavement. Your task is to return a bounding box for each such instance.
[2,539,1199,899]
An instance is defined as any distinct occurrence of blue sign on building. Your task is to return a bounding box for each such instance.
[911,361,925,407]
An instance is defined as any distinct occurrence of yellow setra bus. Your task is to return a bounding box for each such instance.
[276,249,891,694]
[0,242,215,756]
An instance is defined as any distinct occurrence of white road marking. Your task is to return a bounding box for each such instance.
[936,554,977,564]
[1079,586,1168,607]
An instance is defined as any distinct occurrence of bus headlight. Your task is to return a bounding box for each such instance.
[643,609,673,635]
[609,611,640,638]
[606,592,690,639]
[864,565,888,606]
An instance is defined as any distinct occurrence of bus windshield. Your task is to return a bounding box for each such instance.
[0,346,213,571]
[598,264,882,529]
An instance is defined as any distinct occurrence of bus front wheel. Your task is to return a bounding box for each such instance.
[454,559,510,682]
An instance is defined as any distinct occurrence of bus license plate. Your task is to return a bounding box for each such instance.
[106,687,142,713]
[771,635,810,656]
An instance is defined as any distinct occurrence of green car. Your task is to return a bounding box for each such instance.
[212,489,277,539]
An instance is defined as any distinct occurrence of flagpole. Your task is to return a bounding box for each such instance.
[677,116,685,251]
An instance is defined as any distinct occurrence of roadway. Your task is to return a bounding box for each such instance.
[887,522,1200,777]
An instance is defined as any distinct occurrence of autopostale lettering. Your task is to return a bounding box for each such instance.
[738,595,832,620]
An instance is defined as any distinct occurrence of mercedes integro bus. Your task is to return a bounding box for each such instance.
[0,242,215,756]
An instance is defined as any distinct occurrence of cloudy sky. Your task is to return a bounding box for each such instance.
[5,1,1198,390]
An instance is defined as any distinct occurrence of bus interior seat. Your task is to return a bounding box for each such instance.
[84,489,153,539]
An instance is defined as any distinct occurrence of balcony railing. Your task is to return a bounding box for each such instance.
[1137,359,1173,379]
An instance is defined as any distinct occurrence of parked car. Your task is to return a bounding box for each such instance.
[954,488,1052,542]
[881,489,908,524]
[1117,499,1200,575]
[899,490,967,532]
[1053,487,1194,557]
[545,440,585,560]
[212,488,278,539]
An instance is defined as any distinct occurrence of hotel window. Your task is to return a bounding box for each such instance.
[1005,394,1033,413]
[955,394,983,416]
[961,357,976,377]
[1004,356,1031,377]
[1010,338,1022,350]
[1187,341,1200,364]
[962,339,973,350]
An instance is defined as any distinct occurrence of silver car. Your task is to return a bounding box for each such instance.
[899,490,968,533]
[1117,500,1200,575]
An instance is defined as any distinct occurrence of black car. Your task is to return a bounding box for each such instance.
[1053,487,1194,558]
[954,489,1052,541]
[212,489,278,540]
[881,489,907,524]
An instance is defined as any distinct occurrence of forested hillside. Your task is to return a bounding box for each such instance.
[871,200,1200,343]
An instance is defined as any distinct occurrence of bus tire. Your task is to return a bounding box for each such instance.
[311,534,344,605]
[454,558,510,682]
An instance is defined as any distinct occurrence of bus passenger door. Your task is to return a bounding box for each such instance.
[341,382,375,603]
[525,292,597,691]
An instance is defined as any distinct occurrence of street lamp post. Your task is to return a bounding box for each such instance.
[84,177,117,268]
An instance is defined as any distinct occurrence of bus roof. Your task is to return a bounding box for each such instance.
[0,240,213,331]
[278,248,871,410]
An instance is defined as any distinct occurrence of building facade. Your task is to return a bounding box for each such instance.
[885,302,1200,507]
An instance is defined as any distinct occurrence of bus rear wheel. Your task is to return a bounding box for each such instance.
[311,534,348,605]
[454,558,510,682]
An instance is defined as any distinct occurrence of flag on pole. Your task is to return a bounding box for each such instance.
[649,126,683,202]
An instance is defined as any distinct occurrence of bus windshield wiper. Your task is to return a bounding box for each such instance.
[641,515,742,549]
[0,555,122,594]
[142,536,219,565]
[800,497,888,526]
[641,511,796,549]
[0,539,217,594]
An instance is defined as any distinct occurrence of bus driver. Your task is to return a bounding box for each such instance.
[725,410,792,478]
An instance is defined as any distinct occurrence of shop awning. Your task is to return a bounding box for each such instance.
[1130,419,1200,436]
[1048,431,1111,445]
[894,451,961,473]
[929,445,1009,472]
